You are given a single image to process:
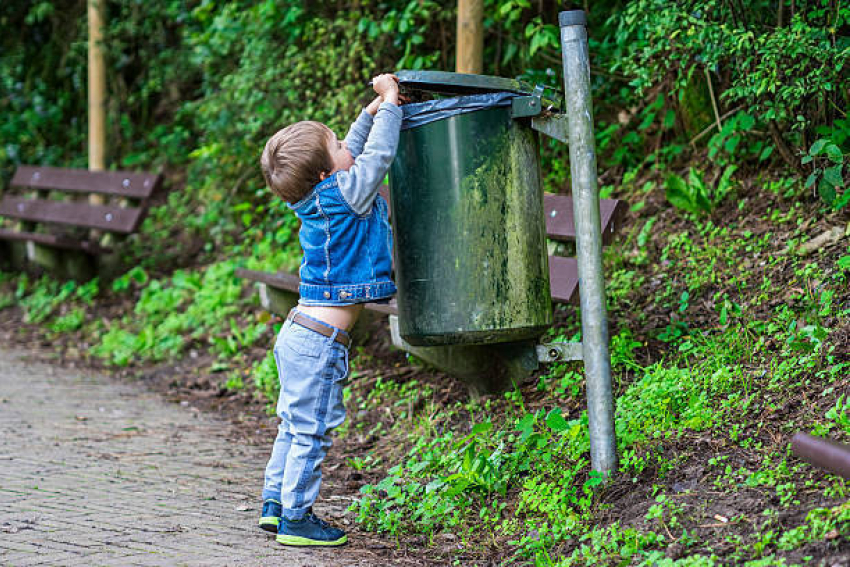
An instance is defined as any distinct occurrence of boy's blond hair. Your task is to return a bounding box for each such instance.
[261,121,333,203]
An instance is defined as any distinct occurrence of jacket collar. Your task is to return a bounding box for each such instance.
[287,173,339,211]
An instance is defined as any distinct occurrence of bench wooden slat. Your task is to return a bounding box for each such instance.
[368,300,399,316]
[11,165,161,200]
[548,255,579,304]
[0,196,144,233]
[235,269,300,290]
[544,194,627,245]
[236,268,401,315]
[0,229,108,253]
[238,254,580,311]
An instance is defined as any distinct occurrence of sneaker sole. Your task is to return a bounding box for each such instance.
[276,534,348,547]
[258,517,280,533]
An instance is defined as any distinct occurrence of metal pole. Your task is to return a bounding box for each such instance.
[558,10,618,475]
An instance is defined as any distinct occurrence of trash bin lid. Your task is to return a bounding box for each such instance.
[397,70,533,96]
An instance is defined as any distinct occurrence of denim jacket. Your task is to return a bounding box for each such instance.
[289,103,403,305]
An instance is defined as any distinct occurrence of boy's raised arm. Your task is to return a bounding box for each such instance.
[337,76,402,215]
[343,96,382,158]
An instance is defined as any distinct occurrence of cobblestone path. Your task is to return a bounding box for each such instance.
[0,348,362,566]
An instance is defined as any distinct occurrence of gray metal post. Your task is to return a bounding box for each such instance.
[558,10,618,475]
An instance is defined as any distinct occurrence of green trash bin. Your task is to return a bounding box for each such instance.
[389,71,552,347]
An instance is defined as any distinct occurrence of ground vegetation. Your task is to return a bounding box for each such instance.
[1,0,848,564]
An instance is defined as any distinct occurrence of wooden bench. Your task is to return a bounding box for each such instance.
[236,187,625,392]
[0,165,162,280]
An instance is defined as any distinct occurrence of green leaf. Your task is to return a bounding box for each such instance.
[825,144,844,164]
[715,165,737,204]
[516,413,535,440]
[665,173,697,214]
[692,187,712,213]
[818,178,837,204]
[471,421,493,436]
[809,138,829,155]
[833,190,850,211]
[687,168,711,212]
[687,167,704,192]
[805,173,818,189]
[584,470,605,488]
[738,113,755,131]
[546,408,570,432]
[461,446,473,472]
[822,165,844,188]
[502,42,518,65]
[638,111,655,130]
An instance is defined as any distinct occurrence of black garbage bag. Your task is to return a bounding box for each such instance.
[400,92,517,131]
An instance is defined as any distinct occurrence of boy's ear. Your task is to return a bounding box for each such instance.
[319,171,328,181]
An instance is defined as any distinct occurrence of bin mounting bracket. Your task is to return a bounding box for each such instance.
[536,342,583,363]
[511,85,545,118]
[531,114,569,143]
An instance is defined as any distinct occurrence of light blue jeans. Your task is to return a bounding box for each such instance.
[261,310,349,520]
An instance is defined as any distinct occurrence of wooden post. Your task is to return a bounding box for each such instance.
[88,0,107,249]
[456,0,483,74]
[88,0,106,173]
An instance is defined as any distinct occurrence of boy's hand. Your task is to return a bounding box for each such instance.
[365,95,383,116]
[372,74,399,106]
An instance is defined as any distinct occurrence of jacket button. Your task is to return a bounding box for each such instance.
[323,291,331,298]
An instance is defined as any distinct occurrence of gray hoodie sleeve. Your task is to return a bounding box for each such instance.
[337,102,403,215]
[343,109,374,159]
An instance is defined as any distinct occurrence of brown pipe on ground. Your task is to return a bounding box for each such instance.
[791,432,850,480]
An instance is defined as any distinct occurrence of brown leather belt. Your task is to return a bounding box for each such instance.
[287,310,351,348]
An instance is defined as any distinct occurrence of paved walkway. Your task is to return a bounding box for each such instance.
[0,348,364,566]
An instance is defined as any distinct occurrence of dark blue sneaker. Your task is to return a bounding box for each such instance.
[276,509,347,547]
[258,499,282,533]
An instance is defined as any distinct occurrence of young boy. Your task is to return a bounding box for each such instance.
[257,74,402,547]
